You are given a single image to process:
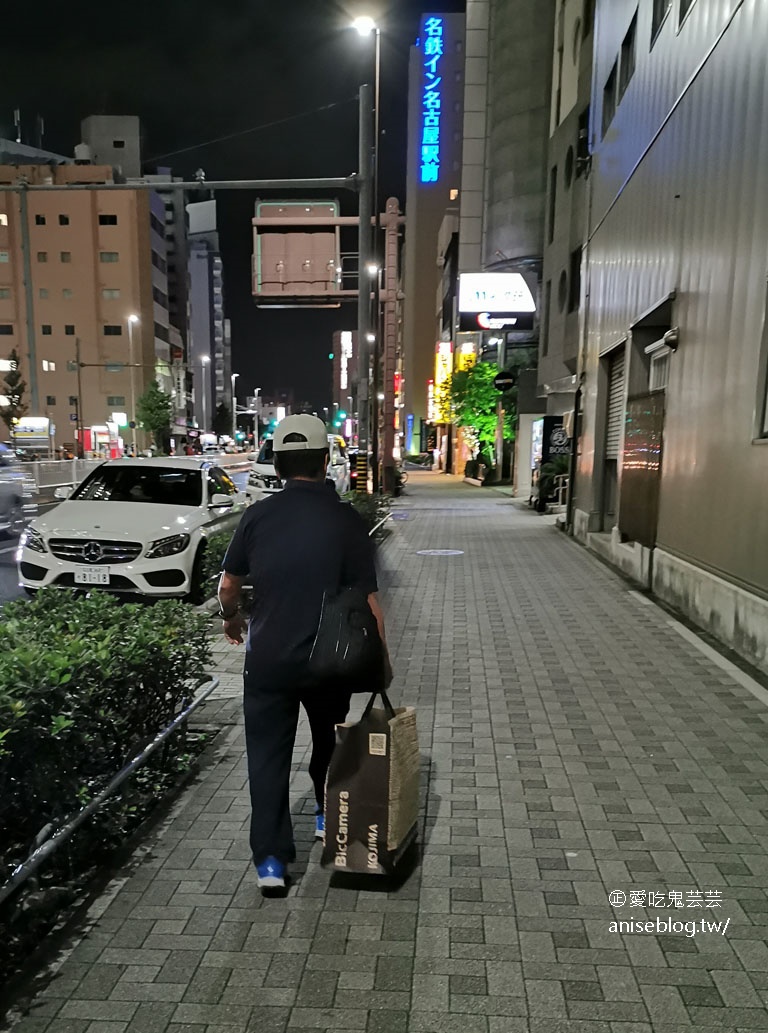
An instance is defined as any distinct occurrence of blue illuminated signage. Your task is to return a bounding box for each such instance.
[419,15,444,184]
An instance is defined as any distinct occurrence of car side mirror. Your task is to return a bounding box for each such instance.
[210,492,234,508]
[53,486,72,500]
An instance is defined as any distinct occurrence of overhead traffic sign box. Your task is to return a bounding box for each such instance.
[252,200,357,307]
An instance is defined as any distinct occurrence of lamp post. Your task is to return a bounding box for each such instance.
[199,355,210,433]
[126,314,140,456]
[230,372,239,442]
[353,16,382,491]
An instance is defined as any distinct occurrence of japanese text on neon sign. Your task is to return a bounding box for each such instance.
[420,16,444,184]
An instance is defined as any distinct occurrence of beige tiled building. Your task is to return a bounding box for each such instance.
[0,154,174,456]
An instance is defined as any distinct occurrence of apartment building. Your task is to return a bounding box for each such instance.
[0,160,161,455]
[0,116,199,455]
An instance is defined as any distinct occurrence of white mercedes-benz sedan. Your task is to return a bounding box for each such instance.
[17,457,245,601]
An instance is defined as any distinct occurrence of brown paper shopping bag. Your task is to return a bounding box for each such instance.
[321,691,419,875]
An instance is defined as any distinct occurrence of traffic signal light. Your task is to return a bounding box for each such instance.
[328,352,334,360]
[338,410,347,419]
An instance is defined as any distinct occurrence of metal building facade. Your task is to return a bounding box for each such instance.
[574,0,768,670]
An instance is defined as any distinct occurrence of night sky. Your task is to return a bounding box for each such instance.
[5,0,465,412]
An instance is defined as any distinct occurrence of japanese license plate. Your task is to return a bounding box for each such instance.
[74,566,110,586]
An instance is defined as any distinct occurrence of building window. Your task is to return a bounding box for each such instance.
[107,395,126,407]
[99,214,118,226]
[652,0,671,43]
[100,251,119,263]
[41,324,52,335]
[59,214,70,226]
[63,288,73,299]
[37,251,48,263]
[39,288,49,299]
[46,395,56,406]
[42,360,56,372]
[65,325,75,336]
[113,139,125,148]
[60,251,72,263]
[0,288,10,299]
[151,251,167,274]
[102,288,121,299]
[150,214,165,237]
[548,165,557,244]
[35,214,46,226]
[0,251,8,263]
[542,280,552,358]
[602,61,618,137]
[0,325,12,335]
[104,325,123,336]
[0,214,7,226]
[619,12,637,98]
[568,247,582,312]
[679,0,696,24]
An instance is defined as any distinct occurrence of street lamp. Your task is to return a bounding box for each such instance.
[126,314,140,456]
[230,372,239,442]
[352,15,382,491]
[199,355,210,433]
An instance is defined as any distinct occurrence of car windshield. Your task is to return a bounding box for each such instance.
[257,440,274,465]
[71,466,203,506]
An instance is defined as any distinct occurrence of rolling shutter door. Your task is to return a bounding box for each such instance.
[605,348,625,459]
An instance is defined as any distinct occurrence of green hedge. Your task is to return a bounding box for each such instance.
[343,491,391,538]
[0,590,212,983]
[200,529,234,593]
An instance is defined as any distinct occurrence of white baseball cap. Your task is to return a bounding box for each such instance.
[272,414,329,452]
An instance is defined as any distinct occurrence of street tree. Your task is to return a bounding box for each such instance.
[136,380,172,454]
[211,402,231,440]
[450,361,514,468]
[0,350,28,446]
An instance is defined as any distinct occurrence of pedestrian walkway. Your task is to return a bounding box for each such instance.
[8,473,768,1033]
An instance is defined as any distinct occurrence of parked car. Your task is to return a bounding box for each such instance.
[245,434,350,504]
[17,457,245,600]
[0,444,36,538]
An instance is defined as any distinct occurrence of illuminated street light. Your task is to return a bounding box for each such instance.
[366,333,376,343]
[366,263,379,277]
[352,15,376,36]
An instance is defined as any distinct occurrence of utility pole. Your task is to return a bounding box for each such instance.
[357,83,373,476]
[75,338,84,458]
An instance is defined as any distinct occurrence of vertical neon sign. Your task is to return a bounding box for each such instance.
[420,15,445,184]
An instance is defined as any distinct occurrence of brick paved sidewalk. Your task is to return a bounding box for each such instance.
[8,473,768,1033]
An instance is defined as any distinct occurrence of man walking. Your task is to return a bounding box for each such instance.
[218,414,391,892]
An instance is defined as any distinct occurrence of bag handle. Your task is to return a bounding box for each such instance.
[362,690,396,720]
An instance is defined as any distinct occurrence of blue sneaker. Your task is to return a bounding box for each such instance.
[315,812,325,840]
[256,856,286,890]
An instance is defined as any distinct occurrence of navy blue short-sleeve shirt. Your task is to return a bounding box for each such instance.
[223,479,378,687]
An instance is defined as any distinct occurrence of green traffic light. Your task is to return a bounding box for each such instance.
[338,410,347,419]
[328,353,334,360]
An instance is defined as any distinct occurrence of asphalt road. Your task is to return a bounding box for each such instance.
[0,470,250,607]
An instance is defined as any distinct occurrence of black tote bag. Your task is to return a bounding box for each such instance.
[307,586,385,691]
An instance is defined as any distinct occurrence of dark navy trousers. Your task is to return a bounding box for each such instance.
[243,678,351,867]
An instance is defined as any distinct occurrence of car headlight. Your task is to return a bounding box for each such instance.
[145,533,190,559]
[20,527,47,553]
